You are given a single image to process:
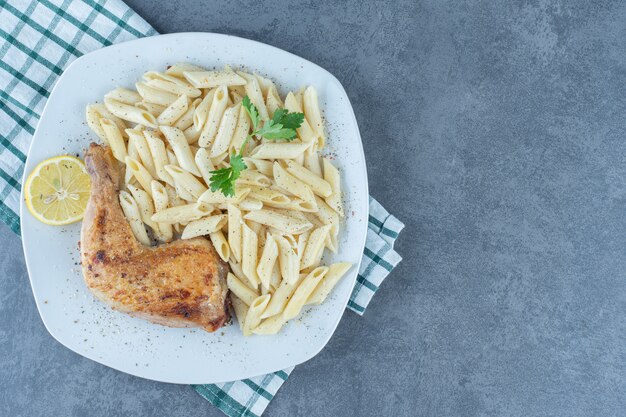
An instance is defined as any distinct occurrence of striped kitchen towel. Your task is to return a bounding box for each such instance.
[0,1,404,416]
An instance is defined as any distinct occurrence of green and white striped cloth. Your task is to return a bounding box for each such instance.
[0,1,404,416]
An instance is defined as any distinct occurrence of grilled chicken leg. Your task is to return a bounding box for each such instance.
[80,143,229,332]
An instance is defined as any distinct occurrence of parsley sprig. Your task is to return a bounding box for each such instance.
[209,96,304,196]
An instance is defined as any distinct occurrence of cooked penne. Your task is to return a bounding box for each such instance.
[183,70,247,88]
[307,262,352,305]
[209,230,231,262]
[183,124,202,144]
[181,214,227,239]
[238,197,263,211]
[273,162,317,206]
[192,88,215,131]
[165,62,206,77]
[238,71,269,120]
[265,84,284,119]
[230,294,249,332]
[241,222,260,288]
[256,233,278,290]
[248,186,290,207]
[322,157,344,217]
[119,190,151,246]
[303,86,325,139]
[253,315,286,335]
[104,98,157,128]
[135,101,166,117]
[300,225,331,270]
[165,165,207,199]
[99,118,126,162]
[261,272,302,318]
[249,142,311,160]
[237,170,272,188]
[296,230,310,262]
[157,94,189,126]
[143,71,201,98]
[105,87,141,105]
[303,152,323,177]
[285,160,332,197]
[229,103,251,154]
[160,126,201,176]
[143,130,174,186]
[244,209,313,235]
[126,129,157,178]
[274,233,300,285]
[242,294,271,336]
[127,183,157,231]
[199,85,228,148]
[227,272,259,306]
[150,180,173,242]
[284,92,316,143]
[227,203,243,263]
[136,82,179,106]
[86,103,126,141]
[125,156,154,197]
[173,97,200,130]
[242,157,274,176]
[254,73,275,97]
[211,103,240,157]
[151,202,212,224]
[194,147,215,186]
[283,267,329,320]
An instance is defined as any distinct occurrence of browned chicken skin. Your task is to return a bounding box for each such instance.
[80,143,229,332]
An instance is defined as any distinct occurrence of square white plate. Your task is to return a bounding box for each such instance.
[20,33,368,384]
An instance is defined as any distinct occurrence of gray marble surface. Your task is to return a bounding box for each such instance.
[2,0,626,416]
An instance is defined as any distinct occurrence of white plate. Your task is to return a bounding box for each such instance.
[20,33,368,384]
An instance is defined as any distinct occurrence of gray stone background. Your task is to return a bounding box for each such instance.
[2,0,626,416]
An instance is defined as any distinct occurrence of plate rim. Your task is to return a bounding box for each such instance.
[20,31,369,384]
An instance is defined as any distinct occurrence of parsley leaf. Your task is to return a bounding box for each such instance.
[209,153,247,197]
[209,95,305,196]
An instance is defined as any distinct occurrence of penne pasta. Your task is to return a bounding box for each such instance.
[273,162,317,206]
[241,222,260,288]
[181,214,227,239]
[282,267,329,320]
[194,147,215,186]
[157,94,189,126]
[209,230,231,262]
[256,233,278,290]
[210,103,240,157]
[285,160,332,197]
[244,209,313,235]
[248,186,291,207]
[165,164,207,199]
[173,97,200,131]
[143,130,174,186]
[135,101,166,117]
[151,202,212,224]
[104,98,157,128]
[136,81,179,106]
[237,170,272,188]
[303,152,323,177]
[265,84,284,118]
[150,180,173,242]
[261,272,302,318]
[165,62,207,77]
[253,314,286,335]
[242,294,271,336]
[322,157,344,217]
[242,157,274,176]
[125,156,154,197]
[230,294,249,332]
[300,225,331,270]
[127,183,157,231]
[227,272,259,306]
[86,103,126,141]
[192,88,215,131]
[160,126,201,176]
[302,86,325,139]
[198,85,228,148]
[105,87,141,105]
[119,190,151,246]
[249,142,311,160]
[227,203,243,263]
[144,71,201,98]
[274,233,300,285]
[126,129,157,178]
[307,262,352,305]
[238,197,263,211]
[198,187,249,205]
[99,118,126,162]
[284,92,317,143]
[183,70,247,88]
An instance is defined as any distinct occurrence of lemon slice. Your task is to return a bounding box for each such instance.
[24,155,91,226]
